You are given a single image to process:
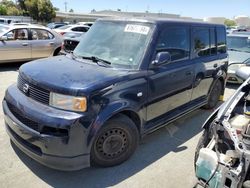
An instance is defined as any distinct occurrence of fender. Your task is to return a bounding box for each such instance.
[86,99,142,147]
[202,106,220,129]
[208,69,227,101]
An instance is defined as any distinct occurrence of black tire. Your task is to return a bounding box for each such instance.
[53,47,61,56]
[91,114,139,167]
[204,80,222,109]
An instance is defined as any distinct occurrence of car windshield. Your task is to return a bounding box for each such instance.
[74,21,154,69]
[227,36,250,53]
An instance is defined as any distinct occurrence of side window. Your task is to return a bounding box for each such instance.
[193,28,210,57]
[217,27,226,54]
[31,29,54,40]
[210,28,217,55]
[156,27,190,62]
[72,27,80,32]
[4,29,28,40]
[72,27,88,32]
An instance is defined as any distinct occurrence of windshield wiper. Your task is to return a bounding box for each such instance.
[228,48,250,53]
[228,48,241,52]
[81,56,112,67]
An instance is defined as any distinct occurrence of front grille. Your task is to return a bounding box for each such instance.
[17,75,50,105]
[64,40,79,52]
[7,102,40,132]
[7,102,69,137]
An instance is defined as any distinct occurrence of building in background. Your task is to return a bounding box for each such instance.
[54,10,203,23]
[204,17,226,24]
[234,15,250,27]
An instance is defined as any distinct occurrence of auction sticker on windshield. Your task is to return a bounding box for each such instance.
[124,24,150,35]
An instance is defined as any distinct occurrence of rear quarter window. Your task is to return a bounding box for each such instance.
[217,27,227,54]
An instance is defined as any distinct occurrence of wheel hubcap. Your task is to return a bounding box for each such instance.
[96,128,128,159]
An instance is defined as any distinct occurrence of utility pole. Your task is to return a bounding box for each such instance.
[64,1,68,12]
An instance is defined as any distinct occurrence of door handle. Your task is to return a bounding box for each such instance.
[49,42,54,45]
[185,71,192,76]
[22,43,28,46]
[213,63,218,68]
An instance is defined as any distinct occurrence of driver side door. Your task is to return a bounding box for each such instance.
[146,26,195,126]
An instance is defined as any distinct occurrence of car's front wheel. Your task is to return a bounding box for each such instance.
[91,114,139,167]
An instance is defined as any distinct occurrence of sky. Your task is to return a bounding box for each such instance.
[51,0,250,19]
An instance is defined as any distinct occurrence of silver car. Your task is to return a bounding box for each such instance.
[227,33,250,83]
[0,24,63,63]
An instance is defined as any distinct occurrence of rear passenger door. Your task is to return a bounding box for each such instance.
[30,29,55,58]
[146,26,195,122]
[190,27,222,101]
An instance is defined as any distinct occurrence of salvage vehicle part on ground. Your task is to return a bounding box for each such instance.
[195,66,250,188]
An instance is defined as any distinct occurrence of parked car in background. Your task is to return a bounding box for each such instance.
[53,24,89,35]
[0,18,12,25]
[227,33,250,83]
[0,25,9,33]
[47,22,68,29]
[77,22,94,27]
[0,24,63,63]
[61,32,83,54]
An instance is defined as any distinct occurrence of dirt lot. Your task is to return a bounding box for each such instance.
[0,63,238,188]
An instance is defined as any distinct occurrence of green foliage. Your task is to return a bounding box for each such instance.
[0,0,56,22]
[0,0,21,15]
[0,5,7,15]
[25,0,56,22]
[224,19,236,27]
[69,8,74,13]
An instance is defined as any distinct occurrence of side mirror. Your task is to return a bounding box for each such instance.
[236,66,250,81]
[152,52,171,66]
[0,36,7,41]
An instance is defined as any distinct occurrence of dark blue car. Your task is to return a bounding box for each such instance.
[3,18,228,170]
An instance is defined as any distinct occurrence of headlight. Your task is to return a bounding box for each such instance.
[50,92,87,112]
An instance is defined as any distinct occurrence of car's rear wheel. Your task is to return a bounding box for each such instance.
[204,80,222,109]
[91,114,139,167]
[53,47,61,56]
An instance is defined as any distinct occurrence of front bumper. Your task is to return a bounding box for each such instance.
[3,85,93,171]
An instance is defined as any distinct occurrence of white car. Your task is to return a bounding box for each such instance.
[53,25,89,36]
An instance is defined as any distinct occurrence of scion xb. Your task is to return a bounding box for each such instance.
[3,18,228,170]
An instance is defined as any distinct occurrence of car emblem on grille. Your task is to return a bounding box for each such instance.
[23,84,29,94]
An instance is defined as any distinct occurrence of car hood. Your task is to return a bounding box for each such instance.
[19,56,134,96]
[228,50,250,64]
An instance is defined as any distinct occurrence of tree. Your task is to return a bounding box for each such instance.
[25,0,55,22]
[37,0,56,22]
[0,0,21,15]
[224,19,236,27]
[0,5,7,15]
[69,8,74,13]
[7,6,21,15]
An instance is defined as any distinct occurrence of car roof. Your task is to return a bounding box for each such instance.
[8,24,47,29]
[67,24,90,28]
[98,17,225,27]
[228,33,250,37]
